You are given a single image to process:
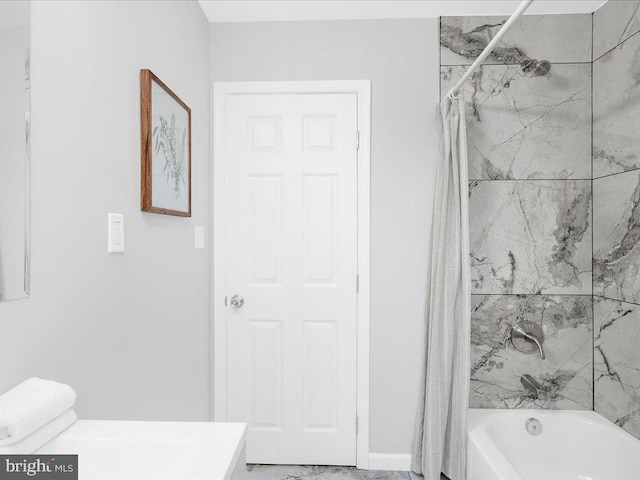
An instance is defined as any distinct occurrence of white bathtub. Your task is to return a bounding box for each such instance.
[35,420,247,480]
[468,409,640,480]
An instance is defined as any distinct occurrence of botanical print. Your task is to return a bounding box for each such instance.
[153,113,187,201]
[143,74,191,216]
[151,81,189,212]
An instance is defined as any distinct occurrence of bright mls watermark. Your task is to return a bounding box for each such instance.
[0,456,77,480]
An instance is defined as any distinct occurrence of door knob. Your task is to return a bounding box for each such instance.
[230,295,244,308]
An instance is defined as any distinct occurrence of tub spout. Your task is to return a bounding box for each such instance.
[521,374,542,399]
[513,324,545,359]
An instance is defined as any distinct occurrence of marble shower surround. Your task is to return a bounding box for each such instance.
[594,297,640,438]
[593,170,640,303]
[469,180,592,296]
[441,64,591,180]
[440,15,592,65]
[592,1,640,441]
[593,0,640,60]
[593,22,640,178]
[470,294,593,410]
[441,12,594,411]
[443,0,640,440]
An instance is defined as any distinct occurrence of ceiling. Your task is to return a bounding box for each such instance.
[198,0,607,23]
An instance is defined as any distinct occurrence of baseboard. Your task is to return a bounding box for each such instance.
[368,453,412,471]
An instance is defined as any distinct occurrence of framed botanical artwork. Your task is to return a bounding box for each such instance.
[140,69,191,217]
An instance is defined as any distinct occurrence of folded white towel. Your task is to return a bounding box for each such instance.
[0,378,76,444]
[0,409,77,454]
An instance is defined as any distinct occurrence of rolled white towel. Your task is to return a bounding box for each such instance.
[0,409,77,454]
[0,378,76,444]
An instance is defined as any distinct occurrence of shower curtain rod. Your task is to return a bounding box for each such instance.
[447,0,534,98]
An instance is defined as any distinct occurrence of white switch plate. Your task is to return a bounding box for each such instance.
[108,213,125,253]
[194,225,205,250]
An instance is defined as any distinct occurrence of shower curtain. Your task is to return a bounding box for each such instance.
[412,93,471,480]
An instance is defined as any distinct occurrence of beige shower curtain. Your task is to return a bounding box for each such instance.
[412,94,471,480]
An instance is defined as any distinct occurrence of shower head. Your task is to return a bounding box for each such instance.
[535,60,551,76]
[520,59,552,77]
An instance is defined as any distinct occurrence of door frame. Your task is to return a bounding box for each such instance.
[210,81,371,469]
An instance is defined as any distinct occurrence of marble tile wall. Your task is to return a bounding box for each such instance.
[441,14,594,410]
[442,1,640,427]
[441,65,591,180]
[471,295,593,410]
[593,23,640,177]
[441,15,592,65]
[593,0,640,60]
[593,0,640,439]
[593,171,640,303]
[594,297,640,438]
[469,181,592,295]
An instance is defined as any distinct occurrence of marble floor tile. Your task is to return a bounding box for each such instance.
[246,465,418,480]
[593,30,640,177]
[593,171,640,304]
[469,180,592,295]
[470,295,593,410]
[593,0,640,60]
[441,65,591,180]
[409,472,448,480]
[441,15,592,65]
[594,297,640,440]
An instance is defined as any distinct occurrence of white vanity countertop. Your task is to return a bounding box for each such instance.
[37,419,247,480]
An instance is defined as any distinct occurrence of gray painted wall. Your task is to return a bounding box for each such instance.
[0,4,29,301]
[210,19,440,454]
[0,1,211,421]
[10,0,638,460]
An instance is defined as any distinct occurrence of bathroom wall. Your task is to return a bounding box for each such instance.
[0,1,211,421]
[210,19,440,456]
[440,15,595,409]
[593,0,640,439]
[0,1,29,301]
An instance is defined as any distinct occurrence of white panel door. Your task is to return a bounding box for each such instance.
[225,93,358,465]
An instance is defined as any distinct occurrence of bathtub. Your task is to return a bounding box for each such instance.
[35,420,247,480]
[468,409,640,480]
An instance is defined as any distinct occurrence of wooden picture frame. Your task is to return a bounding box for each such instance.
[140,69,192,217]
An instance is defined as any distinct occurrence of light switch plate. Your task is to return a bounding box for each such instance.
[194,225,205,250]
[108,213,125,253]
